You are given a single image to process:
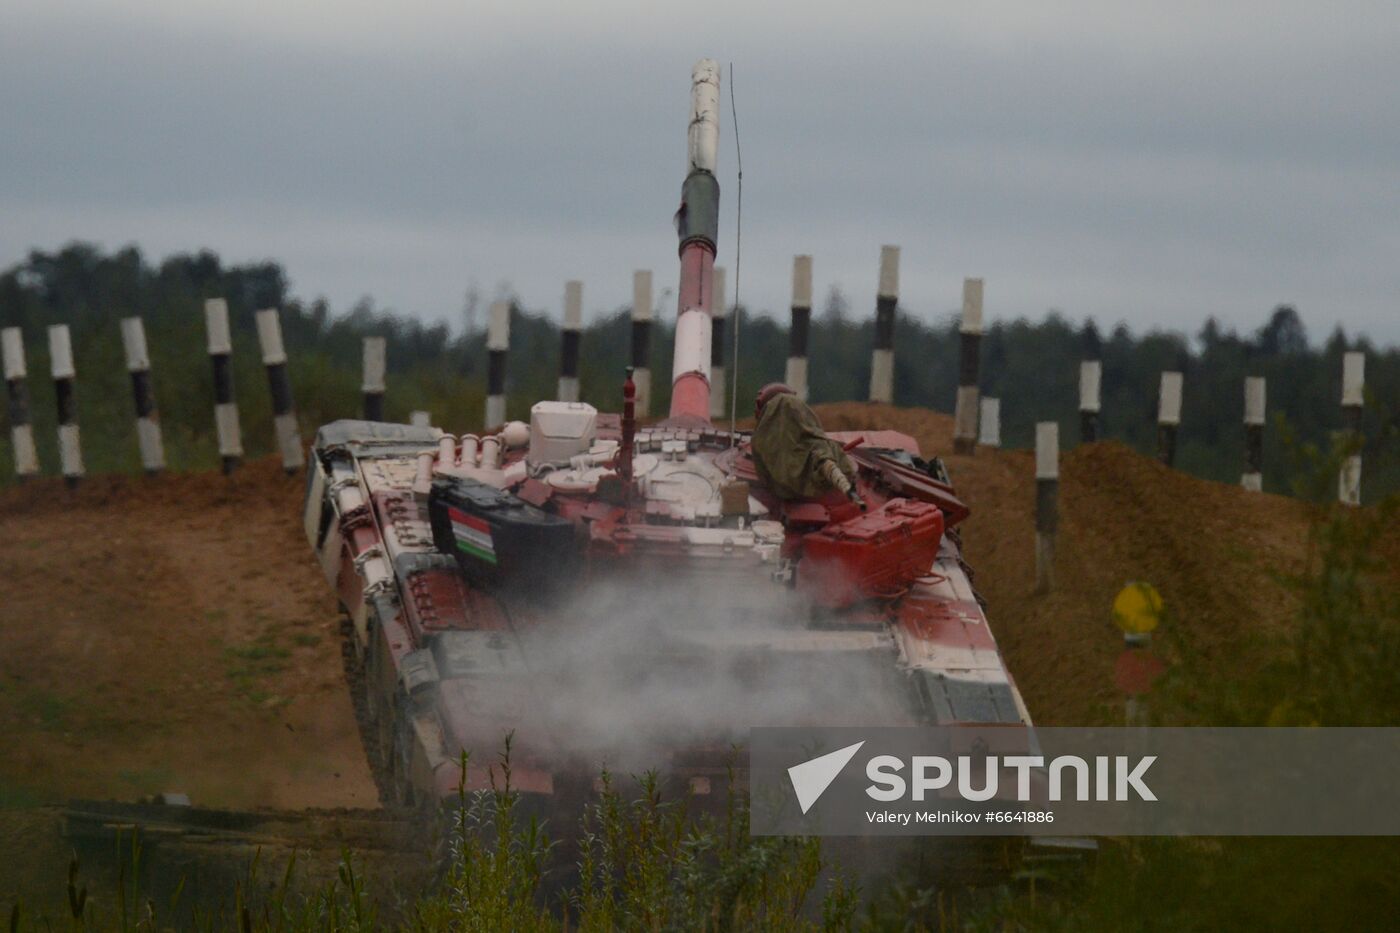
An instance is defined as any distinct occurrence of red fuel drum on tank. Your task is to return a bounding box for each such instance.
[797,498,944,608]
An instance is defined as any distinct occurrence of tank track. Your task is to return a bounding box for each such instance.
[340,612,395,808]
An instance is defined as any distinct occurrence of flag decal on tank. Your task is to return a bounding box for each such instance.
[447,506,497,565]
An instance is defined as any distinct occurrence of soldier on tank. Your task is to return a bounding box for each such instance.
[751,383,864,507]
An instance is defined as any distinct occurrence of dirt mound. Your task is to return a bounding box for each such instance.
[0,458,377,810]
[0,406,1331,811]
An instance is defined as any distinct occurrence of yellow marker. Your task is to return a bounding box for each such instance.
[1113,582,1163,634]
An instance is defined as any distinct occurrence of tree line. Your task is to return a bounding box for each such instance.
[1,243,1395,499]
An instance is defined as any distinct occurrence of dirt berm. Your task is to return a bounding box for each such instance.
[0,403,1338,811]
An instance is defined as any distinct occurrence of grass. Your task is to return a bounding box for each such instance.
[226,642,290,665]
[0,677,138,746]
[224,635,292,706]
[7,748,857,931]
[0,780,44,809]
[116,767,176,794]
[16,688,72,732]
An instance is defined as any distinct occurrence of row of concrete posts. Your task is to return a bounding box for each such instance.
[839,247,1375,507]
[1076,351,1366,500]
[0,303,307,483]
[1033,349,1367,591]
[0,271,1372,509]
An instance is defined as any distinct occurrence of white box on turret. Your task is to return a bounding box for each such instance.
[529,401,597,465]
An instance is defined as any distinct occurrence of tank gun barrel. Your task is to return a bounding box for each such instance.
[668,59,722,424]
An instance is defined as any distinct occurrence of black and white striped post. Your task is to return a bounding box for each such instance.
[1035,421,1059,594]
[631,270,653,418]
[978,397,1001,448]
[709,266,727,420]
[485,300,510,428]
[48,324,83,488]
[1156,371,1183,467]
[1079,359,1102,443]
[1339,351,1364,506]
[255,307,304,472]
[1242,376,1265,491]
[869,245,899,404]
[2,327,38,479]
[786,255,812,401]
[953,277,984,454]
[559,281,582,403]
[362,337,386,421]
[204,298,243,474]
[120,317,165,473]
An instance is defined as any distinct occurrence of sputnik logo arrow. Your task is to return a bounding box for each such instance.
[788,741,865,814]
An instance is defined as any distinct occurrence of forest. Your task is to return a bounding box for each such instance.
[1,243,1395,499]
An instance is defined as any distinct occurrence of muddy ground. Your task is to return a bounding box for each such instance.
[0,460,377,811]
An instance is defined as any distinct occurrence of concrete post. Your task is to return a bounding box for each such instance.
[485,301,510,428]
[978,396,1001,448]
[786,255,812,402]
[631,270,653,417]
[869,245,899,404]
[1079,360,1102,443]
[120,317,165,472]
[1339,351,1364,506]
[204,298,243,474]
[255,307,304,472]
[559,281,582,403]
[409,410,432,428]
[1156,371,1183,467]
[48,324,83,487]
[362,336,387,421]
[1035,422,1059,594]
[1242,376,1265,491]
[2,327,39,479]
[953,277,984,454]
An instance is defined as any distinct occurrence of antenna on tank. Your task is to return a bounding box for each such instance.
[727,62,744,445]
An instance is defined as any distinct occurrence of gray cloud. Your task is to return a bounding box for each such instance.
[3,2,1397,342]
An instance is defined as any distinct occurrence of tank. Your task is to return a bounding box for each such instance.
[301,60,1030,814]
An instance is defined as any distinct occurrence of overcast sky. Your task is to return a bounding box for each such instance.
[3,1,1398,343]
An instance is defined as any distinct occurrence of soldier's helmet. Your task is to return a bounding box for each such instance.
[754,382,796,420]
